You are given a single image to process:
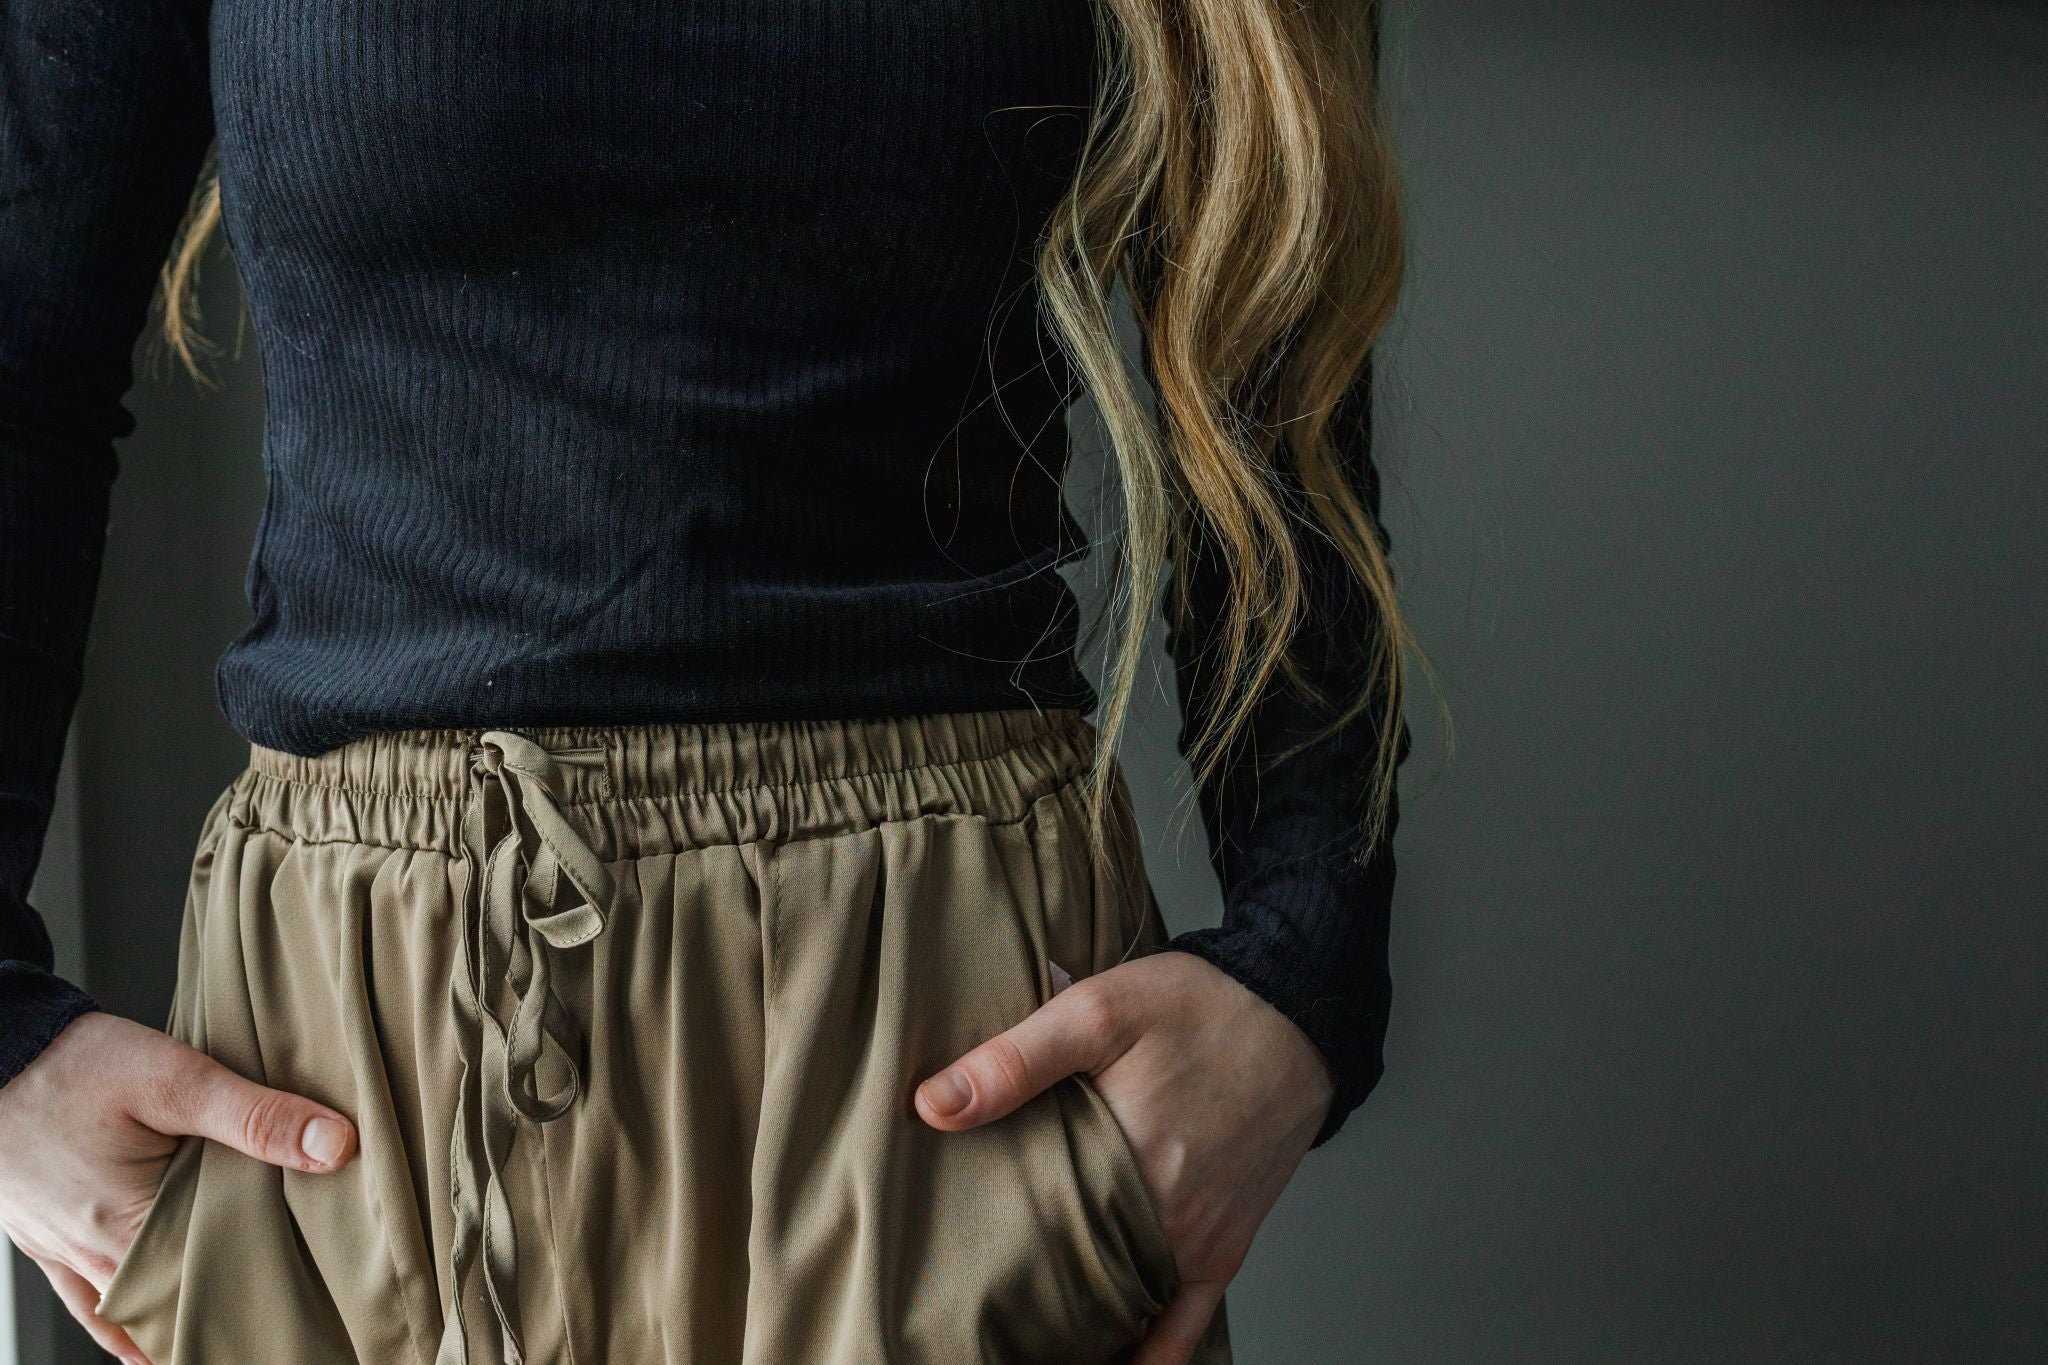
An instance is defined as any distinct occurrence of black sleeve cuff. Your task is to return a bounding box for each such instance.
[0,961,101,1091]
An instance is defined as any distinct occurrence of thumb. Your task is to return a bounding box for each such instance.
[916,982,1127,1132]
[131,1043,358,1174]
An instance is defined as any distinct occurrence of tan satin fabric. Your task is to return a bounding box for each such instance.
[93,707,1232,1364]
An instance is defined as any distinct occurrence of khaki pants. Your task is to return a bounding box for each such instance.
[95,708,1232,1364]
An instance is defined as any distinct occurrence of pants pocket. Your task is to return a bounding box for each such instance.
[93,1135,203,1346]
[1061,1069,1182,1317]
[738,810,1178,1363]
[1044,951,1183,1318]
[95,795,438,1364]
[1030,767,1235,1365]
[1010,775,1194,1353]
[91,782,229,1357]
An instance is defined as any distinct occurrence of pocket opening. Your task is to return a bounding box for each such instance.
[94,1133,201,1339]
[1063,1070,1183,1320]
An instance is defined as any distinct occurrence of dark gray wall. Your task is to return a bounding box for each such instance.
[17,3,2046,1361]
[1327,2,2045,1362]
[77,306,268,1030]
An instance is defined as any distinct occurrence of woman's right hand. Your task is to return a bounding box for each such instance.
[0,1010,359,1364]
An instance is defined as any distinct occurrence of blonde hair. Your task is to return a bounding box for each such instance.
[156,0,1429,905]
[1041,0,1424,887]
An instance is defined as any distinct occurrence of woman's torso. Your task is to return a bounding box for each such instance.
[204,0,1103,755]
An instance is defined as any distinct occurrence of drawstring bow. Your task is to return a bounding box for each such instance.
[437,730,615,1365]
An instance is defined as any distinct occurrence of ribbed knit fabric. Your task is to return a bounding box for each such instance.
[0,0,1405,1147]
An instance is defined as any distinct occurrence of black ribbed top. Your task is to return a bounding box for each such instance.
[0,0,1404,1146]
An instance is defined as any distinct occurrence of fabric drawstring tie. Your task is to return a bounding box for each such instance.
[436,731,615,1365]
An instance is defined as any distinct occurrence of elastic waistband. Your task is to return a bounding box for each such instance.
[231,706,1100,856]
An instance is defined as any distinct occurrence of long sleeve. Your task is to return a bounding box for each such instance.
[1155,362,1412,1151]
[0,1,216,1088]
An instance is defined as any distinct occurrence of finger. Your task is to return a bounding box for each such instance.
[915,981,1127,1131]
[36,1254,151,1364]
[1132,1278,1227,1365]
[128,1045,358,1174]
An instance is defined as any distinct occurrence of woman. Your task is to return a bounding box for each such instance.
[0,1,1415,1362]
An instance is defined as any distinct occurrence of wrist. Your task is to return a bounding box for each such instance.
[0,963,103,1093]
[1153,926,1387,1149]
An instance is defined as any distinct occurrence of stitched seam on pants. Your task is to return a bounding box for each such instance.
[763,840,786,1010]
[217,815,455,857]
[537,1122,583,1365]
[366,1144,434,1362]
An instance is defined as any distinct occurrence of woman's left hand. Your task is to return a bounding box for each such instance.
[914,948,1335,1365]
